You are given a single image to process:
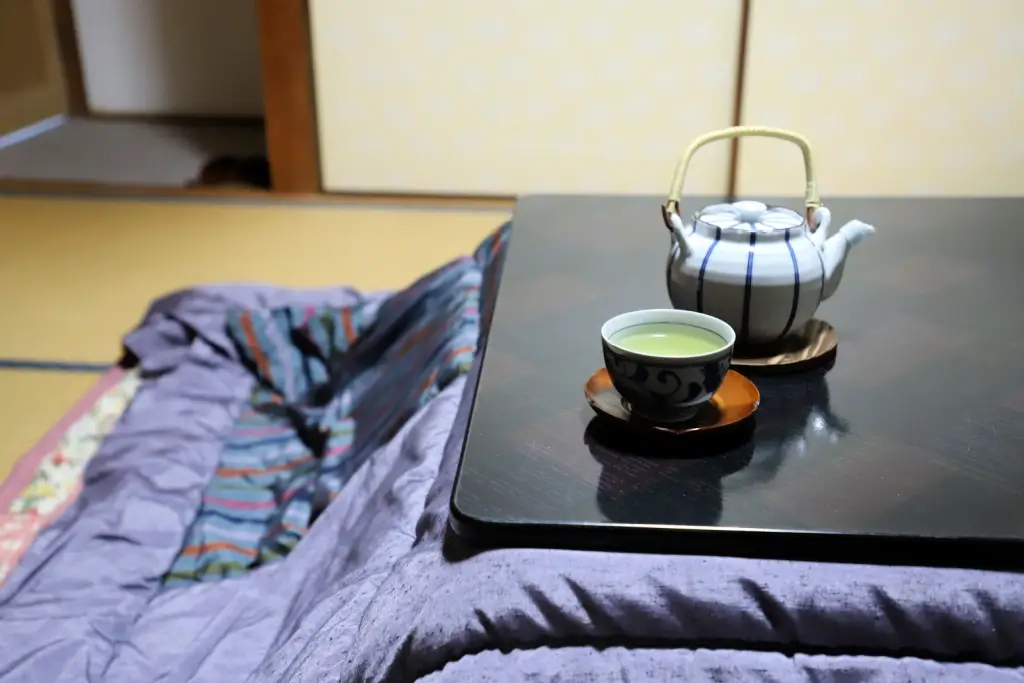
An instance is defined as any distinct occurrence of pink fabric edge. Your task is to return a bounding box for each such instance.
[0,367,126,511]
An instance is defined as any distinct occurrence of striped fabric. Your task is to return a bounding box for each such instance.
[163,223,510,587]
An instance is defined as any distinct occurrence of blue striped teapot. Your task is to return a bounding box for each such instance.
[661,126,875,348]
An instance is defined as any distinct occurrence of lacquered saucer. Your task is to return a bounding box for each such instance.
[731,318,837,371]
[585,368,760,436]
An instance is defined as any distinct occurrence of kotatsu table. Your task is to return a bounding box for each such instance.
[451,195,1024,569]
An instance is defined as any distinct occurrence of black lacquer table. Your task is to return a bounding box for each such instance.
[450,195,1024,569]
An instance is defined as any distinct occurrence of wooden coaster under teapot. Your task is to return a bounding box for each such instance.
[731,318,838,371]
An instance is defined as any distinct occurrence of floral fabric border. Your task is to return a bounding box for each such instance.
[0,369,141,586]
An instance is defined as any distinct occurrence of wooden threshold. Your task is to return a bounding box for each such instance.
[81,113,264,128]
[256,0,320,194]
[0,178,515,210]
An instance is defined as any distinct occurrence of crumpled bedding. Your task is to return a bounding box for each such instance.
[164,233,495,587]
[1,237,1022,681]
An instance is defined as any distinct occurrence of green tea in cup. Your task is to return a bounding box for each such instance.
[611,323,726,357]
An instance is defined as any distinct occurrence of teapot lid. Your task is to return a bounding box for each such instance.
[698,200,804,232]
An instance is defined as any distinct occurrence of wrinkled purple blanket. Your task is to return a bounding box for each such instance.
[1,283,1022,682]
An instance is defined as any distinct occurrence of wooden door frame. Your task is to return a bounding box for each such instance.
[255,0,321,194]
[0,0,74,138]
[726,0,751,200]
[42,0,322,194]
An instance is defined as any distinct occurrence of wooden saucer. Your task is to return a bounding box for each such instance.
[585,368,759,436]
[731,318,837,370]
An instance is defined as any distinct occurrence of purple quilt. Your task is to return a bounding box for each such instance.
[1,276,1023,679]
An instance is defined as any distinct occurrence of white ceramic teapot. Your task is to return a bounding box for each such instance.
[662,126,876,348]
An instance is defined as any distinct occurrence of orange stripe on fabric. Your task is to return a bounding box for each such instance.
[179,541,259,558]
[342,307,356,343]
[418,370,438,393]
[445,345,475,364]
[272,521,308,535]
[239,312,272,380]
[394,286,480,357]
[216,455,312,477]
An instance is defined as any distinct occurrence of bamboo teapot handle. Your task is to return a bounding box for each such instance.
[661,126,821,231]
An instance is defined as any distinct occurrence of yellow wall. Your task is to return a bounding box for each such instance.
[738,0,1024,197]
[310,0,742,196]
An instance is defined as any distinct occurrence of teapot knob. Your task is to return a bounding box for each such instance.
[734,200,765,224]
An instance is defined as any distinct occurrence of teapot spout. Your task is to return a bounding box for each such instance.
[820,220,875,301]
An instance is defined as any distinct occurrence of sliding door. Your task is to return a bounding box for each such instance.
[310,0,743,196]
[737,0,1024,196]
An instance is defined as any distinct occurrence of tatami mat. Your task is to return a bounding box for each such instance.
[0,195,509,363]
[0,369,102,482]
